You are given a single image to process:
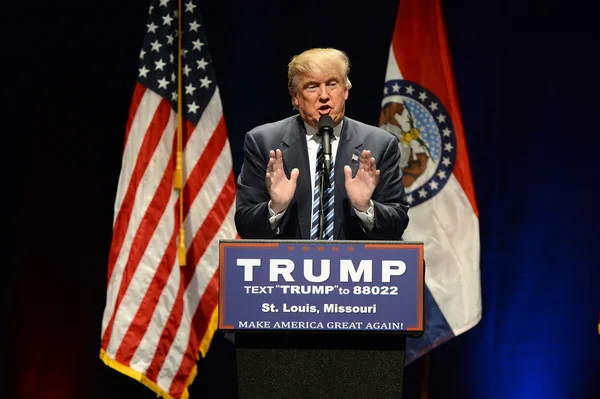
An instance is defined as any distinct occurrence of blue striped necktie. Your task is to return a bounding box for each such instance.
[310,142,335,240]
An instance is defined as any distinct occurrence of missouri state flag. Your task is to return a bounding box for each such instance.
[379,0,481,364]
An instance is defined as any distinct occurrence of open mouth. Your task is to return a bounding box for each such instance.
[318,105,331,114]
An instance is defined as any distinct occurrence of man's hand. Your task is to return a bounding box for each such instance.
[343,150,380,212]
[266,149,299,214]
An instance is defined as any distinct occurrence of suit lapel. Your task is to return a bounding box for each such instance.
[281,116,311,239]
[334,118,364,239]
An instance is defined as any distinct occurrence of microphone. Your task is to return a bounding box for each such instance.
[318,115,334,181]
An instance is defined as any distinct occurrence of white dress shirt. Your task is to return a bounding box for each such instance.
[268,120,374,234]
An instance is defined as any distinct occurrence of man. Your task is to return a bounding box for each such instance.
[235,47,409,240]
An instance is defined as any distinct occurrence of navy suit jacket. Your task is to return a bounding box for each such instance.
[235,115,410,240]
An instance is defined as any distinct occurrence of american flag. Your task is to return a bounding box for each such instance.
[99,0,237,398]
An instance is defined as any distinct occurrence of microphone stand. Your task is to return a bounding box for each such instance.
[318,164,325,240]
[318,129,332,240]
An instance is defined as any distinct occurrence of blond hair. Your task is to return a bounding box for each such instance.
[287,48,352,95]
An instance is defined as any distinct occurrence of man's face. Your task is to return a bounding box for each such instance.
[292,71,349,129]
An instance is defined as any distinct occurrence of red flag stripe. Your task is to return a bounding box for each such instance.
[391,0,478,215]
[143,145,235,384]
[106,96,173,284]
[101,133,177,353]
[170,176,236,396]
[171,274,219,398]
[114,228,179,365]
[148,171,236,386]
[123,83,147,150]
[182,116,228,221]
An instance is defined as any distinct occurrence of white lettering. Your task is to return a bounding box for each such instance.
[269,259,295,282]
[339,259,373,282]
[303,259,330,282]
[237,258,261,282]
[381,260,406,282]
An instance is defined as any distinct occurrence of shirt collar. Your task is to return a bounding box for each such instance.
[304,119,343,142]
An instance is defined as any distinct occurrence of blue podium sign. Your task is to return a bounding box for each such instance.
[218,240,424,333]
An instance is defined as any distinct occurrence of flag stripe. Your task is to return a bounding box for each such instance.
[391,0,477,215]
[107,188,179,359]
[182,116,228,220]
[102,130,177,354]
[170,184,236,397]
[115,229,178,365]
[107,96,173,282]
[113,87,163,228]
[123,83,148,152]
[149,171,236,387]
[103,100,176,338]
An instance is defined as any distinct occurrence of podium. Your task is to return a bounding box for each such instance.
[219,240,425,399]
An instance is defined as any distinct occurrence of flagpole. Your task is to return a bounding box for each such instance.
[420,352,430,399]
[175,0,186,266]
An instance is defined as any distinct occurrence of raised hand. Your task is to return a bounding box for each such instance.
[266,149,299,214]
[343,150,380,212]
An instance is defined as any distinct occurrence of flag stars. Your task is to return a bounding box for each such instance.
[187,101,200,114]
[437,170,447,180]
[406,194,414,204]
[162,14,174,26]
[139,49,146,59]
[418,92,428,101]
[418,188,428,198]
[436,114,447,123]
[147,22,158,33]
[442,127,451,137]
[405,85,415,94]
[185,1,197,12]
[444,142,454,152]
[189,20,201,32]
[391,82,401,93]
[428,180,439,190]
[150,40,162,52]
[139,66,150,78]
[192,39,204,51]
[171,91,177,101]
[442,157,451,167]
[429,102,439,111]
[196,58,208,70]
[200,76,212,88]
[157,77,169,89]
[383,87,388,95]
[169,53,174,63]
[166,34,174,45]
[159,0,169,7]
[183,64,191,76]
[154,59,167,71]
[185,83,197,95]
[171,72,176,82]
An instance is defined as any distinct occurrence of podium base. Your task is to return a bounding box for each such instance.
[234,332,406,399]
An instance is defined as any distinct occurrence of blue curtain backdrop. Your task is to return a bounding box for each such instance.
[8,0,599,398]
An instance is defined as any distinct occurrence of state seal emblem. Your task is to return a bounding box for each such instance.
[379,79,457,206]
